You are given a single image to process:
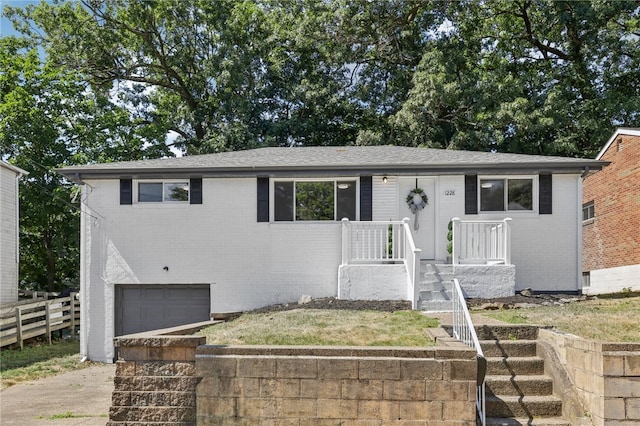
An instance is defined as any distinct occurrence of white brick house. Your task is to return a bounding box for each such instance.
[59,146,605,362]
[1,160,27,303]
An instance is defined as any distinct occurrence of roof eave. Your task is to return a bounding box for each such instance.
[57,160,607,182]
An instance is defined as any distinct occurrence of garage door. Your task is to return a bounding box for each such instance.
[115,284,210,336]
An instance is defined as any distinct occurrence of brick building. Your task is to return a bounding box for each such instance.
[582,128,640,294]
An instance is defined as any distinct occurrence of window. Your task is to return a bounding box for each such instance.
[582,272,590,288]
[480,178,533,212]
[138,181,189,202]
[274,179,357,221]
[582,201,594,222]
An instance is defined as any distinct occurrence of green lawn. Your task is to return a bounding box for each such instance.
[0,340,89,389]
[480,295,640,342]
[200,309,439,346]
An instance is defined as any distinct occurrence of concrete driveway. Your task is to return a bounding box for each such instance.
[0,363,114,425]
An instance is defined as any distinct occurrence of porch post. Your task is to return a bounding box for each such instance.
[451,217,461,265]
[503,218,512,265]
[341,218,350,265]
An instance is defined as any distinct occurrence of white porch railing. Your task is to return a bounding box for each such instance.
[451,217,512,265]
[452,278,486,425]
[341,218,421,308]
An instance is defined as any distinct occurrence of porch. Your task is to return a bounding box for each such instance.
[338,218,516,310]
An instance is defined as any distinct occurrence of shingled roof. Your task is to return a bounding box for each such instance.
[58,145,607,181]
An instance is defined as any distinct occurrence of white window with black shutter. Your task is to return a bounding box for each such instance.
[465,174,551,214]
[257,176,372,223]
[120,178,202,205]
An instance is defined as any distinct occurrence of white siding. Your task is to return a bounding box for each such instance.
[0,164,20,303]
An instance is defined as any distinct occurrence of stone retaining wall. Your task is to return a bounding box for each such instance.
[108,335,206,426]
[538,329,640,425]
[195,345,477,425]
[108,329,478,425]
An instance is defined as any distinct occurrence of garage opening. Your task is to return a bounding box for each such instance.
[115,284,211,336]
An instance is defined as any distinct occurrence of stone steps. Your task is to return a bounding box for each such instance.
[485,395,563,418]
[485,416,570,425]
[485,356,545,376]
[479,325,567,425]
[480,340,537,358]
[485,375,554,396]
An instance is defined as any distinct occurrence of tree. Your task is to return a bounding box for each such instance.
[392,0,640,157]
[0,35,169,292]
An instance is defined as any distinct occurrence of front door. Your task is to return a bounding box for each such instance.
[398,178,436,259]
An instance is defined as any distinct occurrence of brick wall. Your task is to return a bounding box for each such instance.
[539,329,640,425]
[583,133,640,272]
[195,345,478,425]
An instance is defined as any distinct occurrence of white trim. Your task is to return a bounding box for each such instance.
[595,128,640,160]
[0,160,28,177]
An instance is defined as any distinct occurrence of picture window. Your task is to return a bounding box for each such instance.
[274,179,357,221]
[480,178,533,212]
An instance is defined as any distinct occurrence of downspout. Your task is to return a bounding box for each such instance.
[13,166,27,300]
[78,178,89,361]
[576,174,584,294]
[14,172,21,296]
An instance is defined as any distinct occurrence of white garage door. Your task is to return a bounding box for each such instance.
[115,284,210,336]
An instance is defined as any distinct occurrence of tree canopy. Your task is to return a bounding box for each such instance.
[1,0,639,291]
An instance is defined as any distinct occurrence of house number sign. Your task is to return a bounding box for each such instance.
[444,190,456,196]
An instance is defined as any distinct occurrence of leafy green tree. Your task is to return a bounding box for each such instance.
[392,0,640,157]
[0,35,168,292]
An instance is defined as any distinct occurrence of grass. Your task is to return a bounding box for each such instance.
[480,295,640,342]
[0,340,90,389]
[201,309,438,346]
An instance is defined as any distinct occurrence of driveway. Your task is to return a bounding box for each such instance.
[0,364,114,425]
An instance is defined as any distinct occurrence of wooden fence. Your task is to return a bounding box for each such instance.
[0,294,80,349]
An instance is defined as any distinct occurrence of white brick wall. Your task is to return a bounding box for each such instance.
[431,174,582,292]
[81,173,584,362]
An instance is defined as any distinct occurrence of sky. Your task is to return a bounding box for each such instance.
[0,0,41,37]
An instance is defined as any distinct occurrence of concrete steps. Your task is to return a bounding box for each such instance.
[485,416,570,425]
[485,375,554,396]
[479,325,567,425]
[417,263,453,312]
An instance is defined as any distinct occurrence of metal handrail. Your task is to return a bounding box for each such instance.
[452,278,486,425]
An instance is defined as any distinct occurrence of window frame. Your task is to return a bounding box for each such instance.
[135,180,190,203]
[478,175,538,213]
[582,201,595,223]
[271,177,359,222]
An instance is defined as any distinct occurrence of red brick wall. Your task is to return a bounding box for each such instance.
[583,134,640,272]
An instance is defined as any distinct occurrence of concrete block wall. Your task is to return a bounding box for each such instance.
[195,345,478,425]
[539,329,640,425]
[108,335,206,426]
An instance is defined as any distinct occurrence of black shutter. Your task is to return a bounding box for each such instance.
[359,176,373,221]
[120,179,132,205]
[257,177,269,222]
[190,178,202,204]
[465,175,478,215]
[539,174,552,214]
